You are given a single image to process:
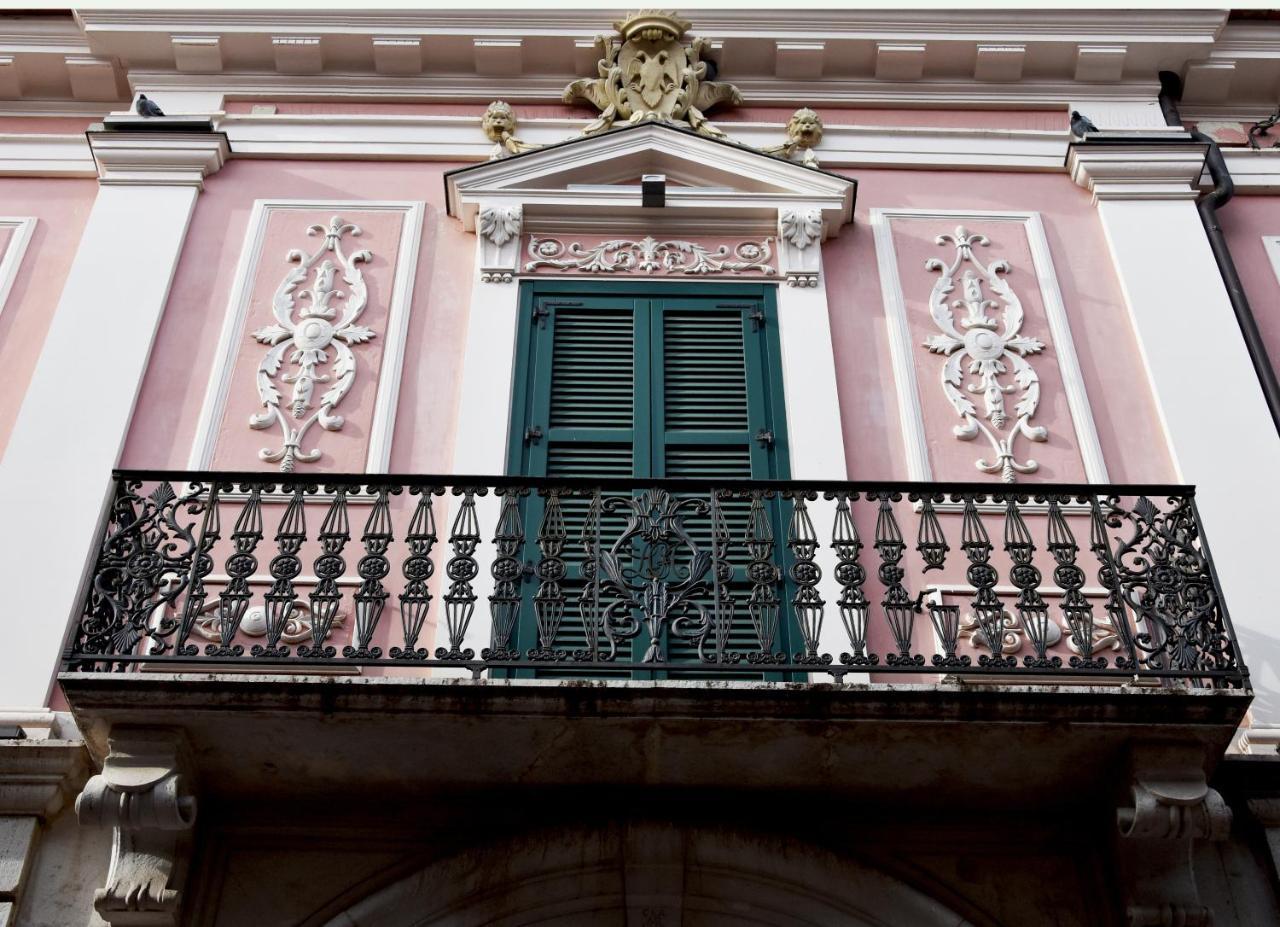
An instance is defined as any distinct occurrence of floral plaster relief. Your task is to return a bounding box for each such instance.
[211,208,404,473]
[522,234,777,277]
[892,216,1086,483]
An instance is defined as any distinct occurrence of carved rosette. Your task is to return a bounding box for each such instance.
[921,226,1048,482]
[525,236,774,276]
[249,216,376,471]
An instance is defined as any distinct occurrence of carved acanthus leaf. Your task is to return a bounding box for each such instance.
[248,216,375,472]
[921,226,1048,483]
[779,209,822,249]
[478,206,523,247]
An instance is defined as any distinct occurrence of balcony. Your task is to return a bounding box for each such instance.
[57,470,1250,809]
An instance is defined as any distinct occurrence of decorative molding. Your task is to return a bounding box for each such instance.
[922,225,1047,482]
[0,217,36,326]
[524,235,775,277]
[188,199,424,473]
[0,133,96,176]
[0,739,90,818]
[871,207,1109,484]
[249,216,376,472]
[562,11,741,139]
[189,600,346,644]
[777,208,822,287]
[87,126,229,187]
[76,728,197,927]
[477,204,522,282]
[1066,138,1210,202]
[1115,743,1230,927]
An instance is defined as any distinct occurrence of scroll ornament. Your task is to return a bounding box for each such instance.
[525,235,774,276]
[250,216,376,472]
[922,226,1047,482]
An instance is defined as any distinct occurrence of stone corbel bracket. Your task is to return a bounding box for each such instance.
[76,728,197,927]
[777,207,823,287]
[477,203,522,283]
[87,124,230,189]
[1115,743,1231,927]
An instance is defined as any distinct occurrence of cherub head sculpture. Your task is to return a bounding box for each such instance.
[482,100,518,143]
[786,107,824,150]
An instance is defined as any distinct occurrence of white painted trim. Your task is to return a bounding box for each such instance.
[870,207,1109,484]
[187,198,424,473]
[0,134,96,177]
[871,209,933,482]
[214,112,1077,173]
[0,217,36,323]
[1262,235,1280,291]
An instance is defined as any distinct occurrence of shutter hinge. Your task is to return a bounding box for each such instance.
[750,309,765,331]
[532,306,550,328]
[533,300,584,327]
[755,429,775,448]
[524,425,544,444]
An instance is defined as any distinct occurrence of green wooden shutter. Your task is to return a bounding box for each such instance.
[507,282,792,666]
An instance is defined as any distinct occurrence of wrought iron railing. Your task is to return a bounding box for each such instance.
[63,471,1248,687]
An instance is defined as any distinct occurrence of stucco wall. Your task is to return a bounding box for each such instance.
[0,177,97,459]
[1220,195,1280,382]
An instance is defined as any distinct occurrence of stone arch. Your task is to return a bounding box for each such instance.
[319,821,979,927]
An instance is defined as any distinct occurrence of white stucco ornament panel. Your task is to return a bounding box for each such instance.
[250,216,376,472]
[477,204,522,282]
[524,235,775,276]
[922,225,1048,482]
[777,208,822,287]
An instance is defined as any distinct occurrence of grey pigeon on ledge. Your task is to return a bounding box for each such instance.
[135,94,165,118]
[1070,110,1099,139]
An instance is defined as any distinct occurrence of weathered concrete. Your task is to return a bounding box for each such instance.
[59,674,1250,809]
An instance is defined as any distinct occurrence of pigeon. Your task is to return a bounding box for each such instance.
[135,94,165,118]
[1070,110,1099,138]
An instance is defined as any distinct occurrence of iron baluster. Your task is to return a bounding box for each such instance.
[256,483,309,658]
[175,481,222,657]
[1089,495,1139,671]
[875,493,923,666]
[393,487,440,660]
[960,495,1014,668]
[438,487,482,660]
[209,484,266,657]
[344,486,394,660]
[787,492,828,665]
[1003,495,1059,669]
[576,489,605,661]
[484,489,524,661]
[915,493,949,571]
[1046,496,1104,670]
[830,492,875,666]
[301,486,350,659]
[744,490,783,663]
[530,489,569,661]
[705,489,736,664]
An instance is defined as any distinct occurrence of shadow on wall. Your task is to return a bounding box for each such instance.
[308,820,980,927]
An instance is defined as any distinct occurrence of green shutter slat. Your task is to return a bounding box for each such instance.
[550,309,634,430]
[662,311,750,431]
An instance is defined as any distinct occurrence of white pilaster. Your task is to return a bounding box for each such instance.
[776,259,849,664]
[1070,140,1280,720]
[0,126,227,707]
[439,250,522,659]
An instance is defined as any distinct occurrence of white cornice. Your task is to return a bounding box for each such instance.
[1066,138,1209,202]
[87,128,230,187]
[0,133,95,177]
[218,111,1076,171]
[1221,148,1280,194]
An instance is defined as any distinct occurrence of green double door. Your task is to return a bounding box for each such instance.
[506,280,795,666]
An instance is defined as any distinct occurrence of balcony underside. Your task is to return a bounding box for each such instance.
[60,673,1249,809]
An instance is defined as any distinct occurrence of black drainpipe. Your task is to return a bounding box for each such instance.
[1157,70,1280,435]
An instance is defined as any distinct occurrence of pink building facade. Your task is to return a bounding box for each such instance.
[1,8,1280,926]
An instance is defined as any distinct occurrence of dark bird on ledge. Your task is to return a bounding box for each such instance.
[135,94,165,118]
[1070,110,1099,138]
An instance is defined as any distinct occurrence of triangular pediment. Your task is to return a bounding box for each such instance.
[445,122,856,234]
